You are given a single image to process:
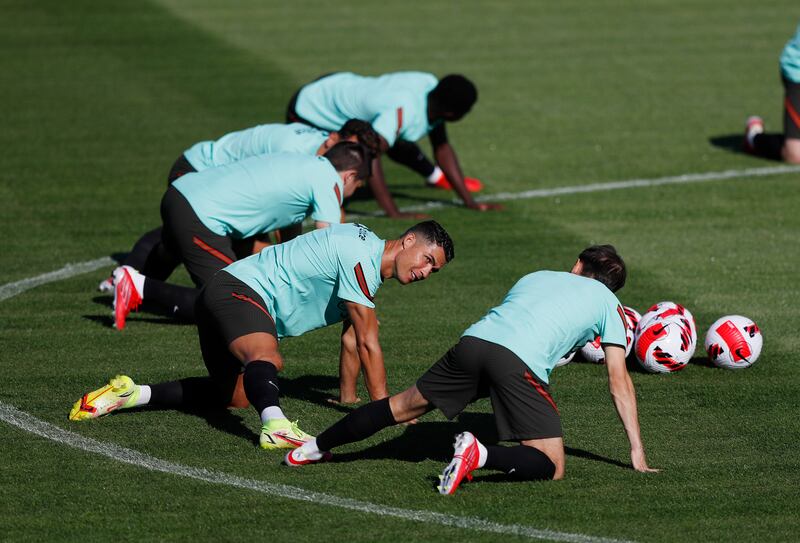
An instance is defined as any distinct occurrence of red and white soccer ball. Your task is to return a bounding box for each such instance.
[705,315,763,369]
[580,305,638,363]
[637,301,697,340]
[635,313,696,373]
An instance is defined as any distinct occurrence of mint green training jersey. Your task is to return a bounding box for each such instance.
[780,23,800,83]
[173,153,343,239]
[295,72,439,147]
[462,271,627,384]
[182,123,327,171]
[225,223,385,338]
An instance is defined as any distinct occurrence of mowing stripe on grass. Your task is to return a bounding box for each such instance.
[0,402,630,543]
[0,256,115,302]
[390,164,800,214]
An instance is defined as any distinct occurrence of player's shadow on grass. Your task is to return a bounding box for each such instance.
[279,374,359,415]
[709,134,776,159]
[86,297,194,328]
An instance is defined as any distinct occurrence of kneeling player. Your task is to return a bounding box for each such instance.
[286,245,658,492]
[70,221,455,450]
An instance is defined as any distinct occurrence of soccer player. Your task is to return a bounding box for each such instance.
[70,221,455,450]
[286,245,658,493]
[287,72,502,218]
[112,142,370,329]
[744,22,800,163]
[100,120,380,292]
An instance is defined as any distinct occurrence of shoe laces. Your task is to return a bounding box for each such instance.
[289,420,308,438]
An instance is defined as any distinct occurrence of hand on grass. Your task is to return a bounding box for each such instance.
[631,448,660,473]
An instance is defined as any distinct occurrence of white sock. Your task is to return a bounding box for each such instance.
[299,438,324,460]
[476,439,488,468]
[132,385,151,407]
[260,405,286,424]
[426,166,443,184]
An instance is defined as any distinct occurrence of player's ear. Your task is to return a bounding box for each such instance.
[402,231,417,248]
[570,259,583,275]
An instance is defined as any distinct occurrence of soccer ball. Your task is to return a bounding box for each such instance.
[637,301,696,340]
[705,315,763,369]
[635,318,695,373]
[555,351,576,367]
[580,305,639,363]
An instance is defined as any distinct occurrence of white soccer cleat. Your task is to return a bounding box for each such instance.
[284,447,333,467]
[112,266,143,330]
[97,275,114,293]
[743,116,764,153]
[438,431,481,495]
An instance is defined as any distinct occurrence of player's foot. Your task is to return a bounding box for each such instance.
[113,266,143,330]
[69,375,139,421]
[98,275,114,293]
[743,116,764,153]
[284,447,333,467]
[438,431,481,495]
[259,418,313,449]
[428,172,484,193]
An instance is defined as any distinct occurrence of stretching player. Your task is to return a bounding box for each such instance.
[112,142,370,329]
[287,245,658,493]
[287,71,502,218]
[99,120,380,292]
[744,22,800,163]
[70,221,455,450]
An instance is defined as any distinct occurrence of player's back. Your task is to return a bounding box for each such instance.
[463,271,626,383]
[781,23,800,82]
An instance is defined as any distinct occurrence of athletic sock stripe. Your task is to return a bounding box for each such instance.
[192,236,234,265]
[524,372,559,414]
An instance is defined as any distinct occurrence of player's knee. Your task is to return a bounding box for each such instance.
[245,357,283,372]
[782,140,800,163]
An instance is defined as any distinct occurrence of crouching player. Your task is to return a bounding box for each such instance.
[69,222,455,450]
[286,245,658,492]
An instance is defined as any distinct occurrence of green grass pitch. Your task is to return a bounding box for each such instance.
[1,1,799,541]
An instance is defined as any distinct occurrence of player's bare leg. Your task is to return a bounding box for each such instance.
[782,137,800,163]
[520,436,565,480]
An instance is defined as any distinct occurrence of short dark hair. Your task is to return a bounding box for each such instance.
[323,141,372,181]
[338,119,381,156]
[429,74,477,118]
[404,221,455,263]
[578,245,626,292]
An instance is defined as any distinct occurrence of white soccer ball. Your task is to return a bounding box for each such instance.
[580,336,605,363]
[622,306,641,356]
[635,318,695,373]
[637,301,696,340]
[705,315,763,369]
[555,351,576,367]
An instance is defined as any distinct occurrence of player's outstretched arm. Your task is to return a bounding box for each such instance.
[430,125,502,212]
[345,301,389,400]
[604,345,659,473]
[368,152,429,220]
[333,319,362,405]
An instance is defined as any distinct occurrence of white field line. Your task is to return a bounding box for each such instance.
[0,256,115,302]
[0,259,631,543]
[0,402,629,543]
[385,164,800,214]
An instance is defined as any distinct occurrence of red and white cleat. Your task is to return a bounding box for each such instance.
[428,172,484,193]
[743,116,764,153]
[284,447,333,467]
[113,266,143,330]
[98,275,114,294]
[438,431,481,495]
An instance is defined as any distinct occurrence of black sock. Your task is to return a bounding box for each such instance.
[142,277,199,321]
[243,362,280,414]
[124,228,163,271]
[316,397,396,452]
[483,445,556,481]
[149,377,222,409]
[752,133,784,161]
[140,237,181,280]
[386,140,435,178]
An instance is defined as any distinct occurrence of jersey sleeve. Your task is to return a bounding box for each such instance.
[335,243,379,309]
[599,298,628,348]
[310,181,343,224]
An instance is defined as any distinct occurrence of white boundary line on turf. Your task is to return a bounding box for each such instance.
[0,260,631,543]
[386,164,800,214]
[0,402,629,543]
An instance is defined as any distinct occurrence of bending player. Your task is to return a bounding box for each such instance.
[70,221,455,450]
[744,22,800,163]
[100,120,380,292]
[112,142,370,329]
[287,71,502,217]
[286,245,658,493]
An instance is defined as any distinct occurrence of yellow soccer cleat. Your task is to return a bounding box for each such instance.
[259,418,313,450]
[69,375,139,421]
